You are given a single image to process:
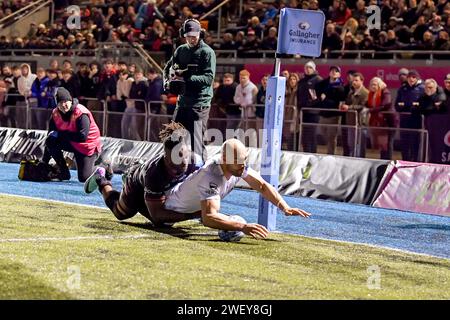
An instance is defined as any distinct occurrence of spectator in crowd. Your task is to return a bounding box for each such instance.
[417,0,437,22]
[323,22,342,58]
[435,30,450,51]
[315,66,346,155]
[341,70,357,156]
[0,78,9,127]
[412,15,429,43]
[61,70,81,99]
[116,69,133,112]
[297,61,322,153]
[367,77,397,160]
[146,68,164,141]
[444,74,450,105]
[255,74,269,139]
[123,68,148,141]
[283,73,299,150]
[97,59,117,104]
[49,60,59,71]
[332,1,352,26]
[16,63,37,127]
[76,64,90,103]
[220,33,236,51]
[429,15,444,38]
[261,27,278,51]
[18,63,37,100]
[234,31,245,53]
[262,3,278,25]
[214,73,238,135]
[380,0,394,27]
[340,72,369,157]
[241,29,261,58]
[353,0,367,21]
[418,78,447,115]
[416,78,448,163]
[395,69,425,162]
[45,69,60,109]
[31,68,51,129]
[233,69,258,143]
[398,68,409,85]
[247,16,264,38]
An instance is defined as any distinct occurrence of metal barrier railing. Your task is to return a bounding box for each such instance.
[299,108,429,161]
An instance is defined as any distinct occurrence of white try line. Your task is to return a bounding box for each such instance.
[0,192,110,211]
[0,234,153,243]
[272,231,450,261]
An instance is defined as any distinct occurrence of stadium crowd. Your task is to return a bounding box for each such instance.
[0,58,449,162]
[1,0,450,58]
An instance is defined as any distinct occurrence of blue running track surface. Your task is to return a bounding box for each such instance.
[1,163,449,259]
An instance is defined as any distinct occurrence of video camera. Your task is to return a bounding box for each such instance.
[165,63,198,95]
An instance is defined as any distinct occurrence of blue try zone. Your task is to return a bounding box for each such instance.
[1,162,449,259]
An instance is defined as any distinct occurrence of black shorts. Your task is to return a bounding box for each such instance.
[118,167,151,220]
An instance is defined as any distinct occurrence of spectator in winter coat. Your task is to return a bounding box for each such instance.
[395,69,425,162]
[315,66,346,155]
[31,68,51,129]
[297,61,322,153]
[366,77,397,160]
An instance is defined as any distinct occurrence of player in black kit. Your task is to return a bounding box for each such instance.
[84,121,203,226]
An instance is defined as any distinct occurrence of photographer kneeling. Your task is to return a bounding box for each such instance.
[42,87,102,182]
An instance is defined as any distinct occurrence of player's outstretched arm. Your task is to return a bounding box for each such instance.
[243,170,311,218]
[200,199,269,239]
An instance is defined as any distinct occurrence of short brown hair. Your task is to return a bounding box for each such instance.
[239,69,250,77]
[352,72,364,81]
[223,73,234,80]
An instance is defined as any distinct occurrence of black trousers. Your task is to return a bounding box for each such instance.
[173,105,210,160]
[42,135,98,182]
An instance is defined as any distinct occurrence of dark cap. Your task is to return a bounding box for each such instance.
[407,69,420,78]
[55,87,72,103]
[184,20,201,37]
[330,65,341,73]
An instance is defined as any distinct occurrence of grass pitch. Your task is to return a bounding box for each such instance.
[0,194,448,300]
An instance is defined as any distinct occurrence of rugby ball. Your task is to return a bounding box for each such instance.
[218,215,247,242]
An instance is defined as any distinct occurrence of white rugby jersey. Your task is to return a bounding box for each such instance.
[164,156,255,214]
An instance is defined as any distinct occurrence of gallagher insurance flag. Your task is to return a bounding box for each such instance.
[277,8,326,57]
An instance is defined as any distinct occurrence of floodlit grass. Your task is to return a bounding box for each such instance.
[0,194,448,299]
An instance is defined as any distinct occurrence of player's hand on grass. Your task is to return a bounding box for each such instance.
[242,223,269,240]
[283,207,311,218]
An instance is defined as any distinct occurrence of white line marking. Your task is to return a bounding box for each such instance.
[0,192,108,210]
[272,231,449,261]
[0,234,152,243]
[0,193,448,260]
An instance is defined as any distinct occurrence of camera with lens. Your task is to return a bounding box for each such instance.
[165,63,198,95]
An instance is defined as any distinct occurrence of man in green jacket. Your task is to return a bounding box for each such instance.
[163,19,216,160]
